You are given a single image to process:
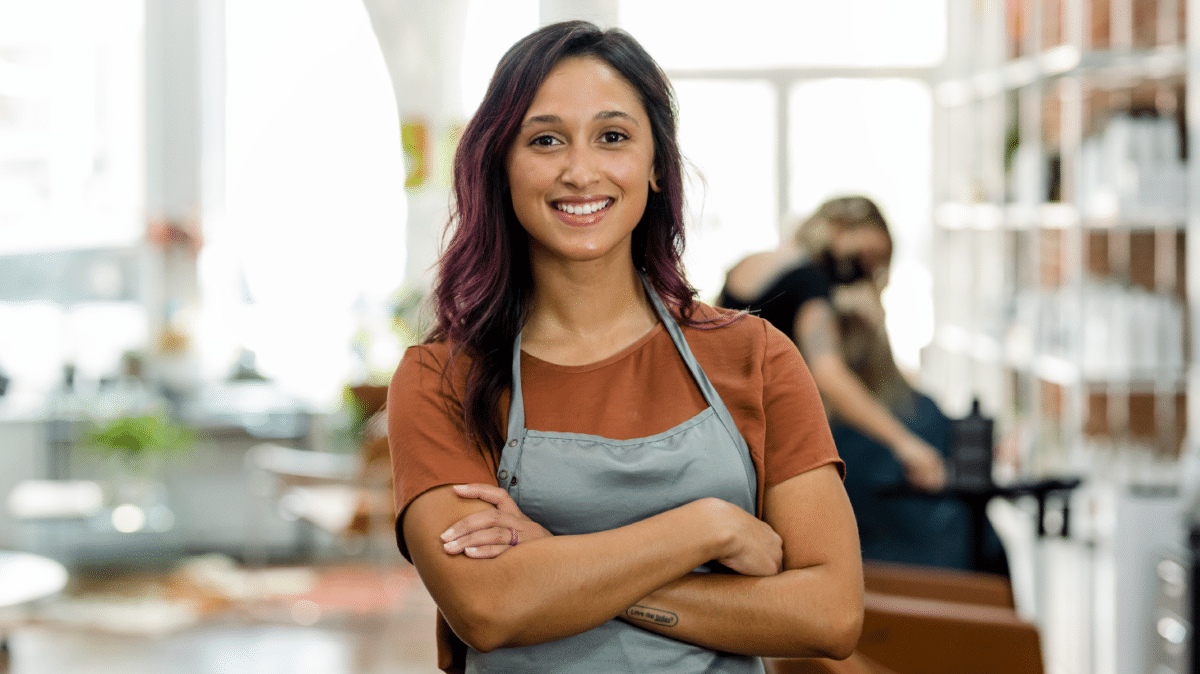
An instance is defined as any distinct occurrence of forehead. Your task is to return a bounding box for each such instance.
[523,56,647,121]
[838,224,891,253]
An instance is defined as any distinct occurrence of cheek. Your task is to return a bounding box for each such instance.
[508,158,550,200]
[613,154,656,193]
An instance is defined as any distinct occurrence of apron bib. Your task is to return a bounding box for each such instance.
[466,278,764,674]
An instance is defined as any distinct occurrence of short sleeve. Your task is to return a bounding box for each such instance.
[791,264,833,307]
[759,322,845,489]
[387,345,499,561]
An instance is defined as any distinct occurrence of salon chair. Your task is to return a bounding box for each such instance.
[764,561,1042,674]
[247,385,394,558]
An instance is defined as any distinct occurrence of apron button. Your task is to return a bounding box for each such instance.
[508,439,518,447]
[498,470,508,480]
[510,474,518,485]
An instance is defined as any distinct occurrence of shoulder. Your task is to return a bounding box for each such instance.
[391,341,470,401]
[682,302,799,373]
[722,250,805,301]
[725,249,785,278]
[686,302,795,348]
[397,341,449,368]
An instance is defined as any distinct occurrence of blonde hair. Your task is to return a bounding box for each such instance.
[835,312,915,416]
[793,195,893,257]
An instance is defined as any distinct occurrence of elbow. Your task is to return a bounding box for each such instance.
[819,602,864,661]
[447,599,522,653]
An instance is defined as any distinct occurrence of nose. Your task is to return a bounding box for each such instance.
[560,144,599,189]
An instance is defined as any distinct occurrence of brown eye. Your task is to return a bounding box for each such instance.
[601,131,628,143]
[531,135,560,147]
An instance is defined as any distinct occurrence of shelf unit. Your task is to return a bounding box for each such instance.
[927,2,1195,673]
[930,0,1190,476]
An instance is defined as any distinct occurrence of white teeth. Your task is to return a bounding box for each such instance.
[556,199,609,215]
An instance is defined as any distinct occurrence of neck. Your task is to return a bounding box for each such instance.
[522,254,658,366]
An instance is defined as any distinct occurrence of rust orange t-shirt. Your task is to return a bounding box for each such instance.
[387,303,843,672]
[388,303,842,548]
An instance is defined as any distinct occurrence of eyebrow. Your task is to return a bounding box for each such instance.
[522,110,640,128]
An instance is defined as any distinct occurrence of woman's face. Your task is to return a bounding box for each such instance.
[506,56,658,269]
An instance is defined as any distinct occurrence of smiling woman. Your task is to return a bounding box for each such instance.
[387,20,863,674]
[506,56,658,271]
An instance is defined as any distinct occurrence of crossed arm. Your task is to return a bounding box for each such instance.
[402,462,863,658]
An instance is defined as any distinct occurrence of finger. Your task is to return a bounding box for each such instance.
[463,544,511,559]
[452,483,518,510]
[440,508,503,542]
[443,526,513,553]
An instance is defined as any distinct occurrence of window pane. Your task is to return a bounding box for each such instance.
[620,0,945,69]
[222,0,406,404]
[0,0,145,254]
[674,80,777,302]
[788,78,933,369]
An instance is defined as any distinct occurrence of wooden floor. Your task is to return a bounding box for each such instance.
[1,559,441,674]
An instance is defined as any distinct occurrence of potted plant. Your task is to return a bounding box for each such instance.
[85,413,193,527]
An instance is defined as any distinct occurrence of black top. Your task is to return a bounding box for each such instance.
[716,260,832,341]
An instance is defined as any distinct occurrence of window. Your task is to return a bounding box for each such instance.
[674,80,778,301]
[219,0,405,404]
[618,1,944,369]
[789,78,934,369]
[0,1,146,404]
[0,0,144,254]
[620,0,946,69]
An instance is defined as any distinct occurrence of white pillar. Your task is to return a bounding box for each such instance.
[143,0,223,395]
[362,0,468,293]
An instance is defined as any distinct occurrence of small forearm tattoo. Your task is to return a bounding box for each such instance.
[625,604,679,628]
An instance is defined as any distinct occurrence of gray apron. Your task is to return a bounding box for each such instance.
[466,279,765,674]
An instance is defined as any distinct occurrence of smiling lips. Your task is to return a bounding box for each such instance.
[552,198,613,225]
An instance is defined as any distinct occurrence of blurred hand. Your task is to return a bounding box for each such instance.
[440,483,552,558]
[891,435,947,492]
[831,281,887,332]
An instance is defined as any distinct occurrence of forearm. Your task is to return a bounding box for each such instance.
[408,494,734,651]
[620,467,865,659]
[810,356,912,451]
[621,565,862,659]
[794,300,913,454]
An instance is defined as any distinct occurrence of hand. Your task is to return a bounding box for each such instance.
[694,498,783,577]
[891,435,947,492]
[440,483,553,558]
[831,282,886,332]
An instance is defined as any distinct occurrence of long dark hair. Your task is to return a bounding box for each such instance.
[427,21,696,457]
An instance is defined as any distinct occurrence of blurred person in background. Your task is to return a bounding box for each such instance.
[718,196,946,493]
[388,20,862,674]
[833,311,1007,574]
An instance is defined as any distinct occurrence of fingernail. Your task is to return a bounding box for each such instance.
[443,540,459,552]
[465,547,477,555]
[452,484,467,492]
[440,528,454,541]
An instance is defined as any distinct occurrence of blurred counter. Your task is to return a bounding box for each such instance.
[0,379,355,568]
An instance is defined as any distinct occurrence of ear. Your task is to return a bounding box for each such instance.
[649,168,661,193]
